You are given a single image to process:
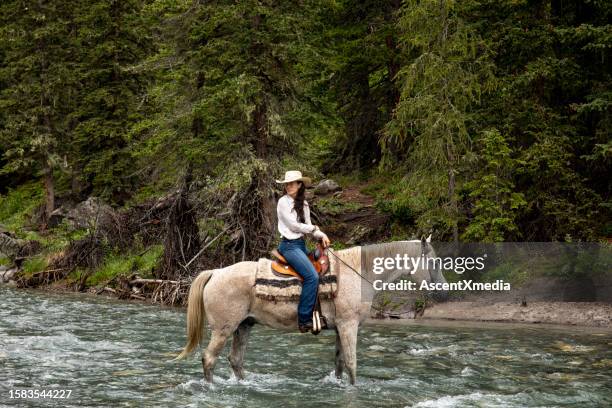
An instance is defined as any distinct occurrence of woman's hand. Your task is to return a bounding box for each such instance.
[312,225,331,248]
[321,234,331,248]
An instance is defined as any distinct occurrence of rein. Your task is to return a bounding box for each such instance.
[326,247,386,312]
[326,247,375,286]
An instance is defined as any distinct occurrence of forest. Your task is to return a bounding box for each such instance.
[0,0,610,299]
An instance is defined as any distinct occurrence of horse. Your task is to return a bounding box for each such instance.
[176,237,448,385]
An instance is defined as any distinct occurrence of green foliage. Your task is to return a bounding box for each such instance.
[314,196,363,216]
[1,0,609,267]
[0,1,78,180]
[478,262,529,287]
[374,292,402,314]
[70,0,155,203]
[318,0,404,171]
[21,256,48,277]
[0,182,43,232]
[86,245,163,287]
[381,0,496,240]
[462,129,526,242]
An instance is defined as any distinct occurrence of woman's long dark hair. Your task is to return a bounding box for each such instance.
[285,182,307,222]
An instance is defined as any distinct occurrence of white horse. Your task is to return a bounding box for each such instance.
[177,237,447,384]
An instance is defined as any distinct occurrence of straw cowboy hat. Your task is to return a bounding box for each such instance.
[275,170,312,186]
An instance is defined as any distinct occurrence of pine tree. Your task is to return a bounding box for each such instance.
[135,0,323,258]
[320,0,404,171]
[464,0,610,240]
[462,129,526,242]
[381,0,495,241]
[71,0,154,203]
[0,0,79,219]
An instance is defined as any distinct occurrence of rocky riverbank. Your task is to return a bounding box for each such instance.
[0,265,17,286]
[422,300,612,328]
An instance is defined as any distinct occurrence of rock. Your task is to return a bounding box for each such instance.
[48,206,70,228]
[65,197,113,230]
[314,179,341,196]
[0,268,17,283]
[0,232,24,258]
[346,225,373,245]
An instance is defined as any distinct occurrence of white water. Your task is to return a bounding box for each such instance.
[1,287,611,407]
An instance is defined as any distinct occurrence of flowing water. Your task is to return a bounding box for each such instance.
[1,287,611,407]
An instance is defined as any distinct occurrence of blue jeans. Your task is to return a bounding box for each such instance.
[278,238,319,325]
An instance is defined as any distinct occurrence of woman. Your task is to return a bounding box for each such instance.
[275,170,331,333]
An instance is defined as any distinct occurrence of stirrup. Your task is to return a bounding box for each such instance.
[311,310,327,335]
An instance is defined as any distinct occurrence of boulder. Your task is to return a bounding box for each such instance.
[65,197,113,230]
[0,231,23,258]
[48,206,70,228]
[314,179,341,196]
[0,267,17,283]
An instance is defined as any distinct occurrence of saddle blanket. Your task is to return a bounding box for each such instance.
[255,258,338,302]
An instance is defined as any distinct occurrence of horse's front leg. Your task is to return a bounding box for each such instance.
[334,329,345,379]
[337,320,358,385]
[228,319,253,380]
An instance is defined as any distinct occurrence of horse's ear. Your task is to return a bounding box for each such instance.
[421,237,431,254]
[420,234,432,242]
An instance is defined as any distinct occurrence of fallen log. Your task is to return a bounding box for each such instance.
[130,278,179,285]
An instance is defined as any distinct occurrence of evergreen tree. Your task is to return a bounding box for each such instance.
[381,0,495,241]
[71,0,154,203]
[461,129,526,242]
[0,0,79,219]
[464,0,610,239]
[136,0,324,257]
[321,0,403,171]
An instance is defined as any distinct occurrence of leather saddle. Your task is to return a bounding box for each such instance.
[271,243,330,281]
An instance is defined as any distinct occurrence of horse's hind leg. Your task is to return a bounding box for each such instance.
[228,318,254,380]
[334,329,345,379]
[202,329,231,383]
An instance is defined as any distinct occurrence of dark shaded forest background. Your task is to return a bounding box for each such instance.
[0,0,610,289]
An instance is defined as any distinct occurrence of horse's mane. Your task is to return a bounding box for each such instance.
[335,240,422,275]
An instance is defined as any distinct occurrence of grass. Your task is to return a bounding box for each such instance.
[478,262,529,286]
[0,181,43,235]
[1,182,168,291]
[315,196,363,215]
[21,255,49,276]
[86,245,163,287]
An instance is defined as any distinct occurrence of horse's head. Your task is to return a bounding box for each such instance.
[418,235,449,302]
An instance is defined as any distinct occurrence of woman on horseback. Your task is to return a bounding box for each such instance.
[276,170,331,333]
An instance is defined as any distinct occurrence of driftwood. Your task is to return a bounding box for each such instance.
[130,278,178,285]
[124,276,190,306]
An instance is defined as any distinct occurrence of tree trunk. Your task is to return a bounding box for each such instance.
[252,101,268,158]
[448,166,458,244]
[43,158,55,221]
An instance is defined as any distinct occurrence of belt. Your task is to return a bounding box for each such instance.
[281,236,304,241]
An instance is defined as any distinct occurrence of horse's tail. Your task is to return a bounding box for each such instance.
[176,270,214,360]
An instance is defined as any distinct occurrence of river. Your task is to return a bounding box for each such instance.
[0,287,611,407]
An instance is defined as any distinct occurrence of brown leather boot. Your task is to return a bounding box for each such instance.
[298,322,313,333]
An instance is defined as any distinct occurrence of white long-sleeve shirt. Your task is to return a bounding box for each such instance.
[277,194,326,240]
